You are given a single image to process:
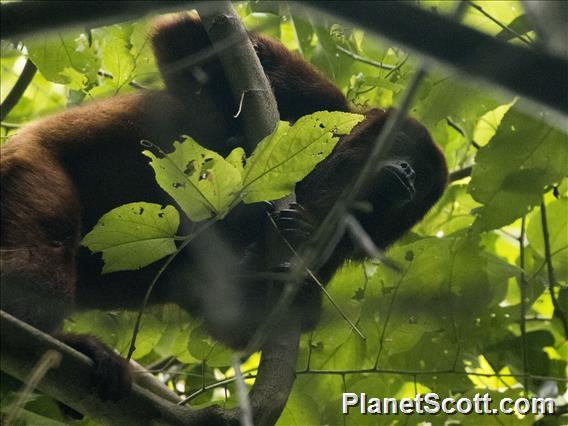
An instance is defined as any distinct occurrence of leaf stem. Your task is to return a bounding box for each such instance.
[518,215,529,391]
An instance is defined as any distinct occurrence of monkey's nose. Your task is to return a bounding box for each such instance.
[383,160,416,200]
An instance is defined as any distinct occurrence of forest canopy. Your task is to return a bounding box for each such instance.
[1,1,566,425]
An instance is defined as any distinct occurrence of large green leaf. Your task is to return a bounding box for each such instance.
[81,202,179,273]
[242,111,364,203]
[413,77,506,134]
[144,136,242,221]
[96,24,137,91]
[470,106,568,231]
[25,30,99,86]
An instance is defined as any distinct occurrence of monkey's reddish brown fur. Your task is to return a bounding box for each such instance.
[1,13,447,400]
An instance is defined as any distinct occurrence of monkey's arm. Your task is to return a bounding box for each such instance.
[152,13,349,124]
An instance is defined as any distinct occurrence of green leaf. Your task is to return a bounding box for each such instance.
[242,111,364,203]
[98,24,136,91]
[414,77,506,134]
[367,236,492,357]
[496,14,532,41]
[225,146,246,178]
[242,12,281,39]
[25,30,99,85]
[276,391,320,425]
[470,106,568,231]
[81,202,179,273]
[143,136,242,221]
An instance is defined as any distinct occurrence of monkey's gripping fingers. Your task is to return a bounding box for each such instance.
[58,334,132,401]
[270,202,315,250]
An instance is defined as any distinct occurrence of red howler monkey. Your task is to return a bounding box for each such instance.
[0,13,447,400]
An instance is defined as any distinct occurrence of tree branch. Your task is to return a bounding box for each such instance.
[195,5,301,425]
[300,1,568,116]
[199,1,279,152]
[0,311,191,426]
[4,1,565,115]
[1,1,198,40]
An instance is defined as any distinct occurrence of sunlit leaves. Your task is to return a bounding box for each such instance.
[93,21,157,92]
[242,111,364,203]
[414,77,507,135]
[142,111,363,221]
[144,136,242,221]
[5,4,566,423]
[470,106,568,231]
[25,30,99,86]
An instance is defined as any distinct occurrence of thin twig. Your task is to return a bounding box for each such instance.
[446,117,480,149]
[266,212,367,339]
[296,368,567,382]
[467,1,533,47]
[518,216,529,391]
[449,166,473,182]
[374,264,410,369]
[0,59,37,121]
[178,374,257,405]
[384,54,409,79]
[336,45,397,70]
[1,121,22,129]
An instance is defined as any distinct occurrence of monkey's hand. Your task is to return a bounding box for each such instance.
[58,334,132,401]
[269,202,315,258]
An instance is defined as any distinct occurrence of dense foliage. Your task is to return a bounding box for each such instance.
[1,1,566,424]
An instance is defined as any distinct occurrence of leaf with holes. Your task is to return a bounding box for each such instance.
[242,111,364,203]
[81,202,179,273]
[143,136,242,221]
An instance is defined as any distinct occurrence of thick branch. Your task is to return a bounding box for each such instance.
[0,1,197,40]
[184,319,302,426]
[195,5,299,426]
[1,310,301,426]
[0,311,191,425]
[199,1,279,151]
[3,1,566,115]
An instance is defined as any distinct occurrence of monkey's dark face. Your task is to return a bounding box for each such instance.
[1,147,80,332]
[296,108,447,251]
